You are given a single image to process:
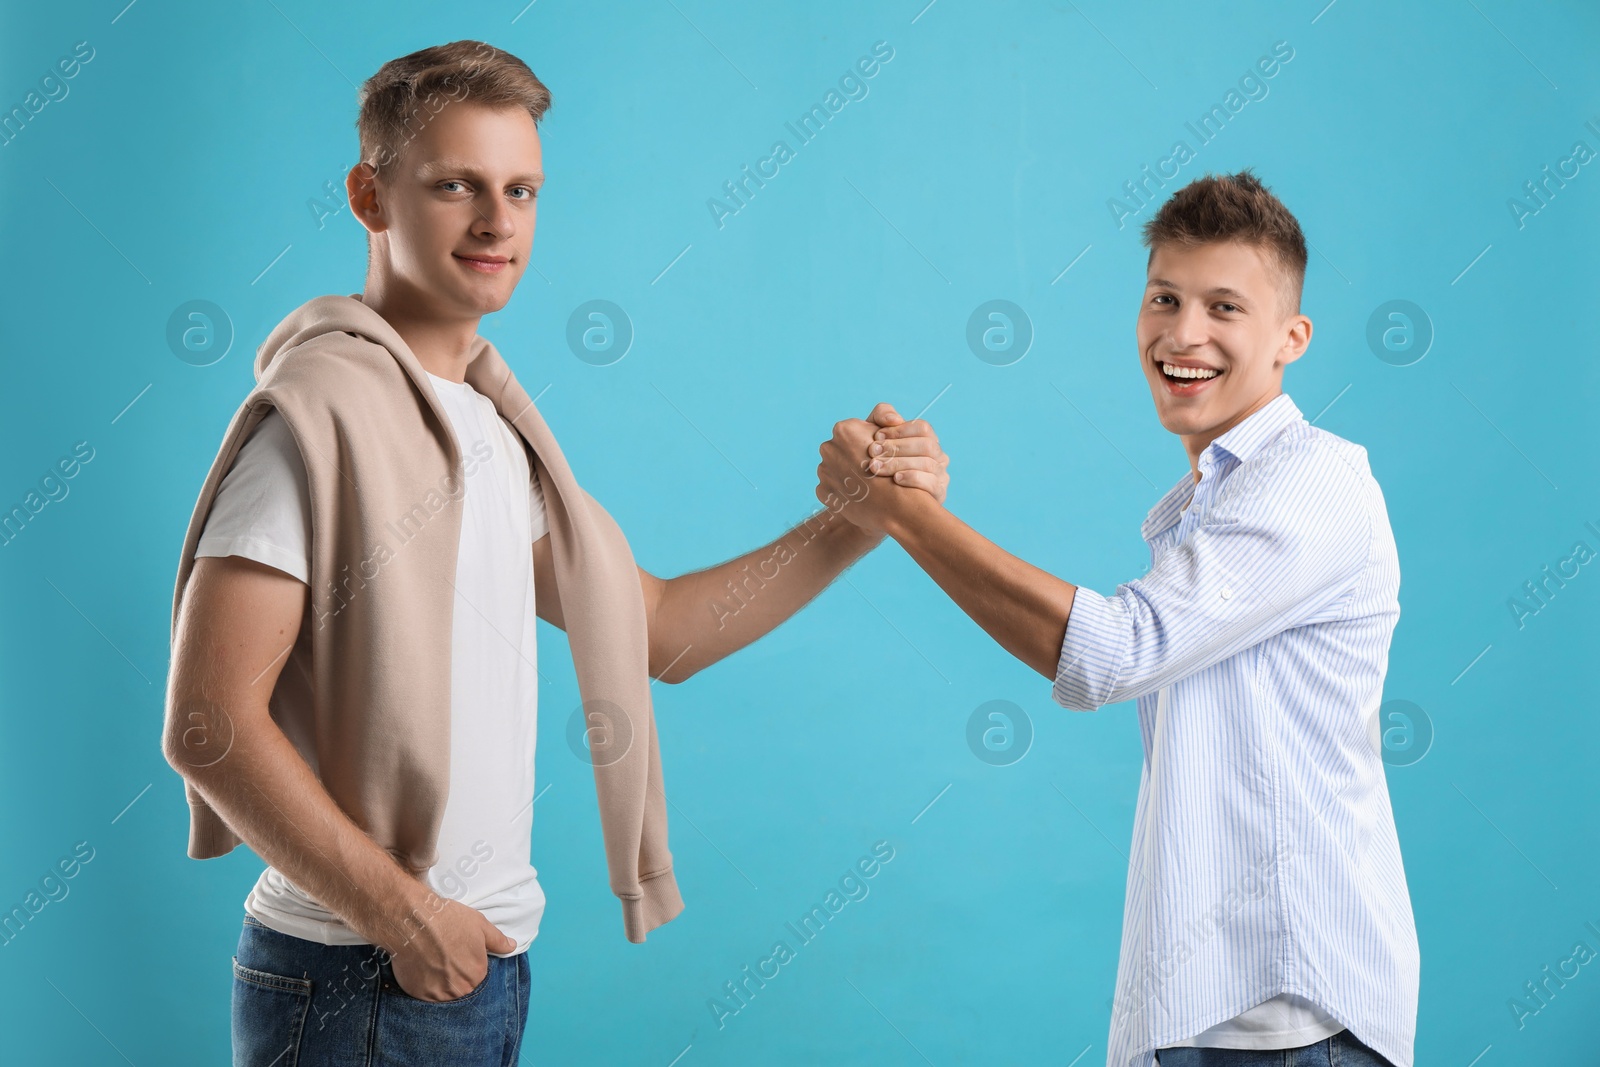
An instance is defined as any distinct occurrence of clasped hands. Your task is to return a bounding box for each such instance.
[815,402,950,536]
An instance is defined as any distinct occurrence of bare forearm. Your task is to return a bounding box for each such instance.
[175,713,436,955]
[651,507,882,681]
[884,493,1078,679]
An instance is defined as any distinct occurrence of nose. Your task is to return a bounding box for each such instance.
[1166,301,1209,351]
[473,196,516,243]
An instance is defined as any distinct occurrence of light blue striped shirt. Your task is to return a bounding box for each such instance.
[1053,392,1418,1067]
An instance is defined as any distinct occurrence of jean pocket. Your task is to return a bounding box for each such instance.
[377,959,505,1064]
[382,962,492,1007]
[232,956,313,1066]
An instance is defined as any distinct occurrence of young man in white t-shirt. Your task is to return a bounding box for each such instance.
[165,40,949,1065]
[197,379,554,960]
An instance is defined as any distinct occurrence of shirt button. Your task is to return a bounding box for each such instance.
[1220,586,1232,599]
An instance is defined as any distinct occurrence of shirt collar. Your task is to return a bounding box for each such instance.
[1140,392,1303,542]
[1206,391,1302,467]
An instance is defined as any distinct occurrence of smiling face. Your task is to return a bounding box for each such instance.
[1136,239,1312,468]
[352,101,543,320]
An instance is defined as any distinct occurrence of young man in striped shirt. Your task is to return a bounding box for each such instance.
[816,169,1418,1067]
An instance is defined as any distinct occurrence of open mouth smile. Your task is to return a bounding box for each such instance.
[1157,360,1223,396]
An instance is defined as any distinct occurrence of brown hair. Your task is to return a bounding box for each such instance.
[1140,168,1307,316]
[355,40,551,176]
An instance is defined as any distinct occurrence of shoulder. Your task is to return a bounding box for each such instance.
[1234,420,1375,500]
[1214,422,1380,551]
[219,407,306,489]
[259,330,399,400]
[229,406,294,465]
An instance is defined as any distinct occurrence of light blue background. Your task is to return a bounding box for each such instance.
[2,0,1597,1063]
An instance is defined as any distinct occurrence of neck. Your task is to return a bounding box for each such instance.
[1179,387,1281,482]
[361,273,482,384]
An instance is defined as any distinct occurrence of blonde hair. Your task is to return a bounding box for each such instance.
[355,39,551,176]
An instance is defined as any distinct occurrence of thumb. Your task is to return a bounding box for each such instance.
[866,402,904,427]
[481,915,517,953]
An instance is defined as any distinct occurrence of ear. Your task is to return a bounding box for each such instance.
[346,161,387,236]
[1275,312,1312,369]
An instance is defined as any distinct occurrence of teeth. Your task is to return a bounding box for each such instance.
[1162,363,1220,380]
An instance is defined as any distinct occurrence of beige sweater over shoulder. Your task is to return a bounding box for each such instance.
[166,292,682,943]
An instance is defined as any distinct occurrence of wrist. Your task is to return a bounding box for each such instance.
[375,865,442,956]
[815,505,885,554]
[881,486,940,543]
[841,515,887,552]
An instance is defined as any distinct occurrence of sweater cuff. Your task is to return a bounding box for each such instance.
[620,866,685,943]
[185,793,243,860]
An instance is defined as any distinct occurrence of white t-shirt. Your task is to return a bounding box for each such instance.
[195,371,549,957]
[1167,992,1344,1050]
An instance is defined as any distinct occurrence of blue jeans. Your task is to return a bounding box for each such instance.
[1156,1029,1395,1066]
[231,913,529,1066]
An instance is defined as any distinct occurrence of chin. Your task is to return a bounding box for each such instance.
[1152,400,1206,436]
[457,285,512,316]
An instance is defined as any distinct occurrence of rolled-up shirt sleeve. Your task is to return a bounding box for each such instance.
[1052,446,1373,711]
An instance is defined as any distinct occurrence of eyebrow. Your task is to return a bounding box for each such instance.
[1146,278,1251,302]
[415,158,544,186]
